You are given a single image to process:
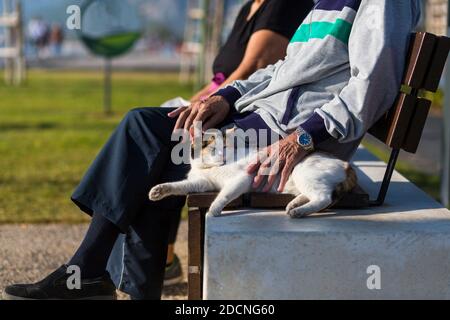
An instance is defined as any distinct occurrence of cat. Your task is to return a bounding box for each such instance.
[149,129,357,218]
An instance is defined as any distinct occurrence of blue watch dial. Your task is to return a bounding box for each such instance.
[299,133,312,146]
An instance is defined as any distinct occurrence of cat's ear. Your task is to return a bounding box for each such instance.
[223,129,232,145]
[225,127,236,136]
[204,135,216,148]
[201,138,211,149]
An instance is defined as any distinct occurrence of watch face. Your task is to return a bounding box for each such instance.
[299,133,312,146]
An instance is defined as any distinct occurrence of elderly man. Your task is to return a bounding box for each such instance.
[4,0,421,300]
[175,0,422,192]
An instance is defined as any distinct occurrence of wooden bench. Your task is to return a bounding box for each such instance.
[186,32,450,300]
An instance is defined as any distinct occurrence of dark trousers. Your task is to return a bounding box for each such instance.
[71,107,189,299]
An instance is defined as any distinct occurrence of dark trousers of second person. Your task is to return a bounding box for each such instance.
[71,107,190,299]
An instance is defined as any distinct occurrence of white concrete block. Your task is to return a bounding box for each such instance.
[203,148,450,300]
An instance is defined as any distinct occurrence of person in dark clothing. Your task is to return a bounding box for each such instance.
[191,0,314,101]
[3,0,314,300]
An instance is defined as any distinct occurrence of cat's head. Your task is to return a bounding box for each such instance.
[190,133,227,169]
[189,127,255,169]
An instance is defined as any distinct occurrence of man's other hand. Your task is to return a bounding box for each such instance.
[168,96,230,137]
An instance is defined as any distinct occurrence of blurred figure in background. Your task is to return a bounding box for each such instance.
[27,17,50,59]
[49,23,64,57]
[192,0,314,101]
[163,0,314,288]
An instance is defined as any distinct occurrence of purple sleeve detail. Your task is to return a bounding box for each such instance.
[300,113,333,145]
[213,87,242,108]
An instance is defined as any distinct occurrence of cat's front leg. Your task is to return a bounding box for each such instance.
[207,176,252,217]
[149,179,212,201]
[149,183,176,201]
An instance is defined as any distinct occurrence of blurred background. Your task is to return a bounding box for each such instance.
[0,0,449,225]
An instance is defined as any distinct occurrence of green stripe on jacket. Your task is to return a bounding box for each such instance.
[290,19,353,44]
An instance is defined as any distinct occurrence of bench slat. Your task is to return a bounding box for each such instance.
[250,193,295,208]
[187,185,370,210]
[402,98,432,154]
[333,185,370,208]
[187,193,244,208]
[369,93,418,149]
[403,32,437,90]
[422,36,450,93]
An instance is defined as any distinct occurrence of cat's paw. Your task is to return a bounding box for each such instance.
[149,184,171,201]
[287,207,305,219]
[207,208,222,217]
[285,202,298,214]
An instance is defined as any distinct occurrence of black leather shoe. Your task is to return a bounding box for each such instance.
[3,265,117,300]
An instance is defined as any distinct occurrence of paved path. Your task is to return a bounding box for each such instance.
[27,51,185,72]
[0,222,188,300]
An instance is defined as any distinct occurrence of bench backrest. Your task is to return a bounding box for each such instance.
[369,32,450,153]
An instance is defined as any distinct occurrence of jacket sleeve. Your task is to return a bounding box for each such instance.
[214,59,284,108]
[312,0,422,143]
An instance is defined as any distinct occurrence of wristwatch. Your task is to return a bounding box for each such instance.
[296,127,314,153]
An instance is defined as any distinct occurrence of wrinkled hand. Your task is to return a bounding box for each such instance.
[168,96,230,138]
[247,133,309,192]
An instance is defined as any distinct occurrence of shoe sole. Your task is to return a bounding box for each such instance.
[163,274,183,287]
[2,291,117,300]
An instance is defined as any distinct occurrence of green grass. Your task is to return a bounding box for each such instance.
[363,141,441,201]
[0,70,193,224]
[426,88,444,112]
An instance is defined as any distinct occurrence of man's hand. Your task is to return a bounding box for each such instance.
[247,133,309,192]
[168,96,230,137]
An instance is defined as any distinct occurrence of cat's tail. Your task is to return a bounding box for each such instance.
[288,163,358,218]
[331,163,358,204]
